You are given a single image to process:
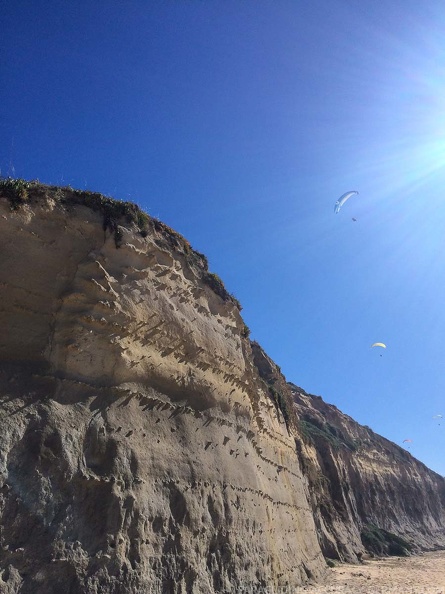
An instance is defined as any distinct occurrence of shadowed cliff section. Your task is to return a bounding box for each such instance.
[291,385,445,562]
[0,180,444,594]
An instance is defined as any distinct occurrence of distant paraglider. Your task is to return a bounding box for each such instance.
[371,342,386,357]
[334,191,359,214]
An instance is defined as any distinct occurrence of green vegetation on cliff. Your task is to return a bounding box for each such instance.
[361,524,413,557]
[298,417,360,451]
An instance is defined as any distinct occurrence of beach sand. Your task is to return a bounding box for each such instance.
[300,550,445,593]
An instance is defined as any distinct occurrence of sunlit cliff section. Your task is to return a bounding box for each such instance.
[0,182,324,594]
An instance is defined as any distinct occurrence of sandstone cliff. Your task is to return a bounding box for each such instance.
[293,385,445,562]
[0,180,444,594]
[250,342,445,563]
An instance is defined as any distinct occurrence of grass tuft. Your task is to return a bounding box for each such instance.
[0,177,31,210]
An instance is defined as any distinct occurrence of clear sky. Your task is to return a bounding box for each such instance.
[2,1,445,475]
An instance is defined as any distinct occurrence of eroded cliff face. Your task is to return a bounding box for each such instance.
[1,182,444,594]
[250,342,445,564]
[292,387,445,563]
[0,184,324,593]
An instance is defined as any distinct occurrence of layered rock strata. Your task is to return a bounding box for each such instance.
[293,386,445,562]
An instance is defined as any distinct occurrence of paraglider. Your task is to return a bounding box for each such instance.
[371,342,386,357]
[371,342,386,349]
[334,191,359,214]
[403,439,412,443]
[352,217,357,222]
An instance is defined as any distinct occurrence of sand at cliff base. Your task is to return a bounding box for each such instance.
[300,550,445,593]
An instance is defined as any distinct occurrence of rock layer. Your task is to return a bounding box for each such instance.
[0,182,444,593]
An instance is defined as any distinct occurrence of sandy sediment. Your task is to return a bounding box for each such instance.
[299,550,445,594]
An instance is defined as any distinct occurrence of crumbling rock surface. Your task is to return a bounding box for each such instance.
[292,386,445,562]
[0,185,323,593]
[250,343,445,562]
[0,183,444,593]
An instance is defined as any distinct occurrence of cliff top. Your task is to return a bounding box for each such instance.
[0,177,242,311]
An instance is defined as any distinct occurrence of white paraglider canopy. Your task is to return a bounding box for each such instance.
[334,191,359,214]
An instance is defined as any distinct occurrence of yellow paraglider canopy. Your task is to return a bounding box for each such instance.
[371,342,386,348]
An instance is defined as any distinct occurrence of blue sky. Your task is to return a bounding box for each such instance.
[2,0,445,475]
